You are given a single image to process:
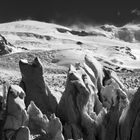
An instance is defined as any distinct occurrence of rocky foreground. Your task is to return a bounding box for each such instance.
[0,54,140,140]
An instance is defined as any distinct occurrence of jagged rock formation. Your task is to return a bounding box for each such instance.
[0,83,63,140]
[84,55,106,101]
[19,57,58,117]
[0,54,140,140]
[97,76,128,140]
[98,86,140,140]
[57,54,140,140]
[95,66,140,140]
[0,34,13,55]
[57,63,103,140]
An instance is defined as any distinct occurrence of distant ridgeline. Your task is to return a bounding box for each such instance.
[101,24,140,43]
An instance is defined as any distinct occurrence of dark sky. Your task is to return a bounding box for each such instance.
[0,0,140,26]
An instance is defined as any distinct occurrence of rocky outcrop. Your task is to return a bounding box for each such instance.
[115,28,135,42]
[0,34,13,55]
[19,57,58,117]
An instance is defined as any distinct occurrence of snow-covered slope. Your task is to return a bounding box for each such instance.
[0,20,140,70]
